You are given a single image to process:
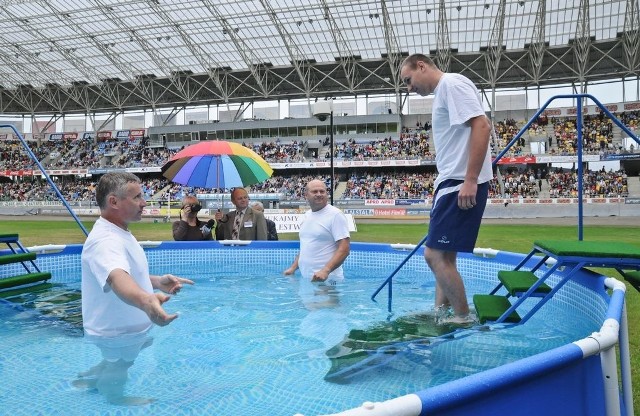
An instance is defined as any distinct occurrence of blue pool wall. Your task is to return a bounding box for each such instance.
[1,240,618,415]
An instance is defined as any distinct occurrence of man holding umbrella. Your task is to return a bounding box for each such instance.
[215,187,268,241]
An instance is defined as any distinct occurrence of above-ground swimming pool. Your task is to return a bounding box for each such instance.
[0,241,631,415]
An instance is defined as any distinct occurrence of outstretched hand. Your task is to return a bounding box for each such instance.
[143,292,178,326]
[157,274,194,295]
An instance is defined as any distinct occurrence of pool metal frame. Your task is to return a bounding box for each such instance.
[2,240,632,416]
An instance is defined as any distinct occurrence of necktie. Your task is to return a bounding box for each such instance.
[231,210,244,240]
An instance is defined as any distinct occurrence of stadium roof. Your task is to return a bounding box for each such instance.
[0,0,638,115]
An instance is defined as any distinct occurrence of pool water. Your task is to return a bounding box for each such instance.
[0,253,601,415]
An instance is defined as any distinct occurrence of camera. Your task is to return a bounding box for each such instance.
[185,203,202,212]
[313,100,333,122]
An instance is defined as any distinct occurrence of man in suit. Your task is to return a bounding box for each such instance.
[215,187,268,240]
[250,201,278,241]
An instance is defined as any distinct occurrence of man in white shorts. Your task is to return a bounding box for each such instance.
[77,172,193,404]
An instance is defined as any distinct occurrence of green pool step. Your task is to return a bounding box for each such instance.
[473,294,521,324]
[498,270,552,296]
[0,252,36,266]
[0,272,52,290]
[0,234,20,244]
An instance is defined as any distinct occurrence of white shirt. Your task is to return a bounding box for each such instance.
[298,204,350,282]
[432,73,493,190]
[81,217,153,338]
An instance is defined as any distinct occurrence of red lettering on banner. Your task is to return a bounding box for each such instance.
[544,109,562,116]
[3,170,34,176]
[523,199,536,204]
[490,199,503,204]
[566,107,588,115]
[624,102,640,110]
[539,199,552,204]
[97,131,112,139]
[609,198,621,203]
[497,155,536,165]
[380,160,391,166]
[557,199,571,203]
[369,161,379,166]
[354,161,363,166]
[373,208,407,216]
[592,198,606,203]
[130,129,145,137]
[365,199,395,205]
[396,161,406,165]
[63,133,78,140]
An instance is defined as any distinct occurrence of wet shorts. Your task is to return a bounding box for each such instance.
[425,179,489,253]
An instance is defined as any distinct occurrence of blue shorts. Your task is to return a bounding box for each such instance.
[425,179,489,253]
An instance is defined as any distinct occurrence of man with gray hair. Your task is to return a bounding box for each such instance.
[250,201,278,241]
[79,172,193,404]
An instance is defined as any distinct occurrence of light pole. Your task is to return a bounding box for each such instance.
[313,100,335,205]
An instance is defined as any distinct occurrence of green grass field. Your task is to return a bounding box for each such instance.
[1,218,639,409]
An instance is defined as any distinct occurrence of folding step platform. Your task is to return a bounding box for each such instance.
[474,240,640,325]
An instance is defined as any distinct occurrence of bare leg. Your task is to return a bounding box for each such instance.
[425,247,469,317]
[96,360,155,406]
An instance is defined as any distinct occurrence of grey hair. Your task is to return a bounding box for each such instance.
[95,172,141,209]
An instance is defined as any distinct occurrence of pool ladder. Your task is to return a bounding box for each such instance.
[0,233,52,291]
[473,240,640,325]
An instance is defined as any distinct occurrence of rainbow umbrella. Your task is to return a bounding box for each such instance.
[161,141,273,189]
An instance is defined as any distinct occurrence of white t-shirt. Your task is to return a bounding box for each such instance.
[431,73,493,190]
[81,217,153,338]
[298,204,350,282]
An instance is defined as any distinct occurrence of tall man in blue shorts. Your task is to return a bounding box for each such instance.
[400,54,493,324]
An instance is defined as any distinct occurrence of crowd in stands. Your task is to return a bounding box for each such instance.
[494,119,526,156]
[115,137,176,168]
[342,171,436,199]
[1,111,639,204]
[0,140,37,169]
[547,114,614,156]
[0,177,166,203]
[3,110,640,173]
[547,167,629,198]
[495,168,541,199]
[619,110,639,132]
[247,140,305,163]
[0,166,632,203]
[332,132,433,160]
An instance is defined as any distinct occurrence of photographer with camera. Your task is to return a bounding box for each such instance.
[172,195,216,241]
